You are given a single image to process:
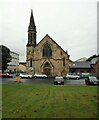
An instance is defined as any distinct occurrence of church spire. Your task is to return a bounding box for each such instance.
[27,9,37,47]
[28,9,36,32]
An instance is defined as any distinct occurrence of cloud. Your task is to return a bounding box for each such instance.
[0,0,98,61]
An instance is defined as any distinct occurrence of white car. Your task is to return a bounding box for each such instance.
[66,73,80,79]
[19,73,32,78]
[34,73,47,78]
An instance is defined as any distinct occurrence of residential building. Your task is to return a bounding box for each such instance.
[19,62,26,72]
[69,56,99,78]
[7,51,19,72]
[69,61,92,74]
[91,56,99,78]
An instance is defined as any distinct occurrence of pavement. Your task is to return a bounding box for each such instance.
[1,77,86,86]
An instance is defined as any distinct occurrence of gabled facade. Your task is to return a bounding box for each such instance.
[26,10,70,76]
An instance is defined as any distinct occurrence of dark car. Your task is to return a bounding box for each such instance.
[54,76,64,85]
[85,76,99,85]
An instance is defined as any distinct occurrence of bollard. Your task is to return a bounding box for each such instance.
[15,77,21,83]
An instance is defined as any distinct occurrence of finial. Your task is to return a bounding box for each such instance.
[31,9,33,14]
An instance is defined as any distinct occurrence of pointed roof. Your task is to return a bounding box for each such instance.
[28,9,36,31]
[35,34,70,57]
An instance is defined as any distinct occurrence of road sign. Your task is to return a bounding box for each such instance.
[28,67,33,71]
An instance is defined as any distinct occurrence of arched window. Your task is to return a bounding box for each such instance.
[42,43,52,57]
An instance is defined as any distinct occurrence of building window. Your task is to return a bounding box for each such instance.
[63,57,65,66]
[30,34,32,44]
[42,43,52,57]
[30,58,32,67]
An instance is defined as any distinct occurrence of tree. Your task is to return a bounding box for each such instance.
[86,55,97,61]
[0,45,12,73]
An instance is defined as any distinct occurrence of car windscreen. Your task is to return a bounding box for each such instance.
[89,77,97,81]
[55,77,64,81]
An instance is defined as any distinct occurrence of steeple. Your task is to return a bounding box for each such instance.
[28,9,36,32]
[27,9,36,47]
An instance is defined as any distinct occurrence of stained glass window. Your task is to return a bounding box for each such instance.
[42,43,52,57]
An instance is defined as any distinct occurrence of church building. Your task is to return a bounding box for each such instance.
[26,10,70,76]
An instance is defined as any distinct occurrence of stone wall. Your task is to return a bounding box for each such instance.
[26,35,69,76]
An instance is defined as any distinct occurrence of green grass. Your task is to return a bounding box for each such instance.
[2,84,98,118]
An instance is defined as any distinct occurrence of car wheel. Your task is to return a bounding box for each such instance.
[62,82,64,85]
[85,80,88,85]
[91,82,94,85]
[88,81,91,85]
[88,82,90,85]
[54,82,56,85]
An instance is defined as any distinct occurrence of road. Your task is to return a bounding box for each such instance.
[1,77,86,86]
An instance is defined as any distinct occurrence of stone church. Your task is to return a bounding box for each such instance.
[26,10,70,76]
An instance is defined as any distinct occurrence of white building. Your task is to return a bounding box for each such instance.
[7,51,19,72]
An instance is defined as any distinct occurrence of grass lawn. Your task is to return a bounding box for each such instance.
[2,84,98,118]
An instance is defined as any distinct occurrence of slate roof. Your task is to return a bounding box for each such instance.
[91,57,99,64]
[69,62,91,68]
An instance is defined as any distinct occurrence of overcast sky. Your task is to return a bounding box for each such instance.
[0,0,98,62]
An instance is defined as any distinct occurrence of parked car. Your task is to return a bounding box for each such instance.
[85,76,99,85]
[19,73,32,78]
[0,73,13,78]
[15,73,20,77]
[54,76,64,85]
[34,73,47,78]
[66,73,80,79]
[81,73,90,78]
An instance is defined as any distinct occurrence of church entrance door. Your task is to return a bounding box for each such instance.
[44,68,51,76]
[43,62,51,76]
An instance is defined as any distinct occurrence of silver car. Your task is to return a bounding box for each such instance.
[66,73,80,79]
[85,76,99,85]
[19,73,32,78]
[34,73,47,78]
